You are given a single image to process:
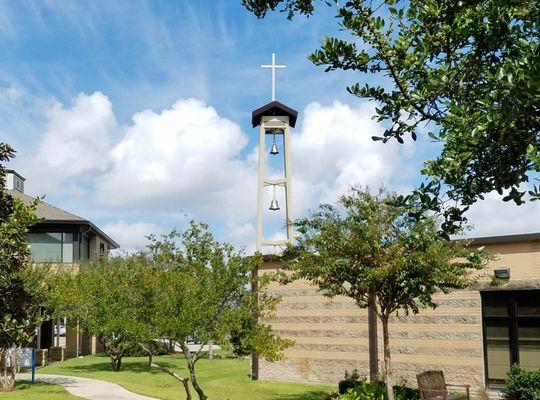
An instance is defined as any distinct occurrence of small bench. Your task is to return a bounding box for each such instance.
[417,370,470,400]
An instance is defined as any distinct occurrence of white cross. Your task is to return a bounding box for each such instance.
[261,53,286,101]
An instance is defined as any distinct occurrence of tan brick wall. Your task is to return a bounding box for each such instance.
[48,346,65,362]
[258,238,540,398]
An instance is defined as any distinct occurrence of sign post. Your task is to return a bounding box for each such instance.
[5,348,36,384]
[31,348,36,384]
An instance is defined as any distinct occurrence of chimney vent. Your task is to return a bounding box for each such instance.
[5,170,25,193]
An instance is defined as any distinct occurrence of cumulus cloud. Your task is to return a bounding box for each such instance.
[26,92,538,254]
[465,192,540,237]
[101,220,162,254]
[96,98,257,221]
[22,94,420,251]
[0,85,23,103]
[25,91,115,194]
[222,221,257,254]
[291,101,409,214]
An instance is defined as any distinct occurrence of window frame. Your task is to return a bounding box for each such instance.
[481,289,540,388]
[28,230,76,264]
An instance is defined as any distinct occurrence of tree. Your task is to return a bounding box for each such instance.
[49,255,157,372]
[243,0,540,235]
[280,188,489,400]
[0,143,47,391]
[145,221,291,400]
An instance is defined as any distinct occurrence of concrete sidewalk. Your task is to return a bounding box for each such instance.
[18,373,159,400]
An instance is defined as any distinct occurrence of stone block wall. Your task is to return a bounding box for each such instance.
[48,346,65,362]
[258,238,540,400]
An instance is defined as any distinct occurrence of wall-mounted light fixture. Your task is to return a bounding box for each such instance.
[494,267,510,279]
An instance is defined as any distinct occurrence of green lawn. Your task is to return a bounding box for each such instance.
[38,354,333,400]
[1,381,82,400]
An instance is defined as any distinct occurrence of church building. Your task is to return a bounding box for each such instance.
[251,54,540,398]
[5,170,118,363]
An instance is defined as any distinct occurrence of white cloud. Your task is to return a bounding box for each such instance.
[101,220,162,254]
[17,91,539,254]
[223,221,257,254]
[0,86,23,103]
[291,101,410,214]
[26,91,115,194]
[96,98,257,221]
[17,94,419,252]
[465,192,540,237]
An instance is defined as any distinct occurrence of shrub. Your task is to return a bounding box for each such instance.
[393,385,420,400]
[336,381,420,400]
[504,364,540,400]
[339,370,365,394]
[124,340,170,357]
[338,380,387,400]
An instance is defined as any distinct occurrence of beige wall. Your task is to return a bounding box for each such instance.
[258,238,540,398]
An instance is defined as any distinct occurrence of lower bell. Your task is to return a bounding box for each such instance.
[270,143,279,155]
[269,199,280,211]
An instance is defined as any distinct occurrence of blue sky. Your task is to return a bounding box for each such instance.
[1,1,538,252]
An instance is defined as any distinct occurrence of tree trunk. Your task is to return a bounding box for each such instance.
[110,355,122,372]
[207,342,213,360]
[138,342,154,367]
[187,359,206,400]
[181,377,193,400]
[0,349,16,392]
[147,359,192,400]
[181,343,207,400]
[368,293,379,383]
[381,316,394,400]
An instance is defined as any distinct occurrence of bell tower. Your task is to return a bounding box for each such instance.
[253,53,298,253]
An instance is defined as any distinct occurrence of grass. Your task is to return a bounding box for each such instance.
[39,353,333,400]
[0,381,82,399]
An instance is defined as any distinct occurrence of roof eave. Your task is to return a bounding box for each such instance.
[252,101,298,128]
[469,232,540,245]
[35,219,120,249]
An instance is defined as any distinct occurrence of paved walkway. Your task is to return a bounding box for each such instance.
[18,373,158,400]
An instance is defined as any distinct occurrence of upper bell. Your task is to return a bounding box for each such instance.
[269,199,280,211]
[270,143,279,155]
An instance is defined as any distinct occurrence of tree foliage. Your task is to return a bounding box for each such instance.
[0,143,47,391]
[281,188,489,400]
[48,256,157,372]
[243,0,540,235]
[144,221,291,400]
[49,221,291,400]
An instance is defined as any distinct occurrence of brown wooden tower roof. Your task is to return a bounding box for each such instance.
[252,101,298,128]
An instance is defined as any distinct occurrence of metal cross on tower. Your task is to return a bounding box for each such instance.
[253,54,298,253]
[261,53,286,102]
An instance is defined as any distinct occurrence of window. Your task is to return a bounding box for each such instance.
[28,232,73,263]
[482,290,540,387]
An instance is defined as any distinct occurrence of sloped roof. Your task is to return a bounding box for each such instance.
[8,189,86,222]
[6,189,119,248]
[252,101,298,128]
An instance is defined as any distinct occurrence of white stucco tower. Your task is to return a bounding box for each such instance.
[254,54,298,252]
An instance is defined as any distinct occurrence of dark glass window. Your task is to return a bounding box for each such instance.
[28,232,74,263]
[482,290,540,387]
